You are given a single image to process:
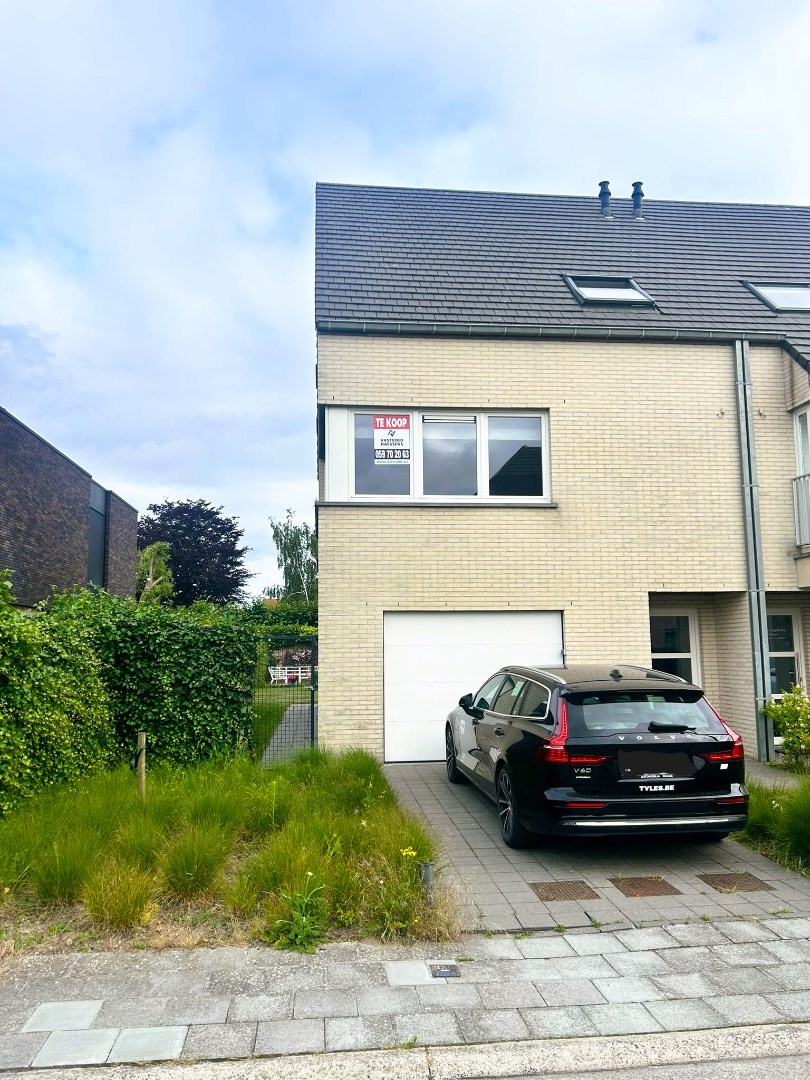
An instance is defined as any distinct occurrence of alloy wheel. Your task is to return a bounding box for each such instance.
[497,770,515,840]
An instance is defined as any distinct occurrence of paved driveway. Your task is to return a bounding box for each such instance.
[386,762,810,932]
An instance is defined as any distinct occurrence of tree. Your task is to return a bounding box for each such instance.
[136,542,174,605]
[138,500,252,605]
[269,510,317,602]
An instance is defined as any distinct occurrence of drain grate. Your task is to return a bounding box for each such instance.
[698,872,773,893]
[610,876,683,897]
[530,880,600,902]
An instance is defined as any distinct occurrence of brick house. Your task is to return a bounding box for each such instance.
[314,180,810,763]
[0,406,137,606]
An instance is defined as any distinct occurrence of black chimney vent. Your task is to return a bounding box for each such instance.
[632,181,644,219]
[599,180,612,218]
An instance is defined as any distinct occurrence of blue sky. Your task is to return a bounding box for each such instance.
[1,0,808,592]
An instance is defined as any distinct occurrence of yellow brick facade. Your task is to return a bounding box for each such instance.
[316,335,807,757]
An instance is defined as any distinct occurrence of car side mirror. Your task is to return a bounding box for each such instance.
[459,693,484,721]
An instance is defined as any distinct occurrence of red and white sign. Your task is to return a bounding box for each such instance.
[373,415,411,464]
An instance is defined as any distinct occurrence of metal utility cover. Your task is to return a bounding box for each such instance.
[530,880,600,901]
[698,872,774,893]
[610,876,682,897]
[430,964,461,978]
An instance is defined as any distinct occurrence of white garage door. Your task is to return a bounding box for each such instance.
[383,611,563,762]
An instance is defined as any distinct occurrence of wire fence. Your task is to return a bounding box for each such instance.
[253,635,318,763]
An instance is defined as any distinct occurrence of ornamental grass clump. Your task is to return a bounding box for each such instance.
[84,859,154,929]
[161,824,234,898]
[739,777,810,872]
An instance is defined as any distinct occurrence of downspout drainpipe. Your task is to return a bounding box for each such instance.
[734,339,772,761]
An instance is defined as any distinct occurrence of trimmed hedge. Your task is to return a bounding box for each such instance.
[1,581,259,813]
[48,592,257,766]
[0,573,116,815]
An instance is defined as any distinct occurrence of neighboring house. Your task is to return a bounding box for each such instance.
[314,180,810,763]
[0,405,137,607]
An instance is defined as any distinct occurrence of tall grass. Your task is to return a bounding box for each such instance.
[0,749,449,945]
[739,777,810,870]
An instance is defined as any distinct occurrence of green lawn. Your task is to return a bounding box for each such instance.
[253,686,318,750]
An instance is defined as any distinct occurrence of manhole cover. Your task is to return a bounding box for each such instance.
[610,876,682,897]
[429,964,461,978]
[530,880,600,901]
[698,872,773,893]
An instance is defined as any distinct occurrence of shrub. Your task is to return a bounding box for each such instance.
[763,685,810,770]
[0,572,116,815]
[84,860,154,929]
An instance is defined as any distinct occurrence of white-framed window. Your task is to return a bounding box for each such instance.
[345,409,550,503]
[649,609,701,685]
[768,609,804,698]
[564,275,654,305]
[795,408,810,477]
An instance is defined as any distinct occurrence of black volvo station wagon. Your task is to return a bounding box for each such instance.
[445,664,748,848]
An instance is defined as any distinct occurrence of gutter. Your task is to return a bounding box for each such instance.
[316,320,808,371]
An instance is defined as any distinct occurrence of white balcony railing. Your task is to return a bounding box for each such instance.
[793,473,810,547]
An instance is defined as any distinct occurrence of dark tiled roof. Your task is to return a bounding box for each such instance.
[315,182,810,367]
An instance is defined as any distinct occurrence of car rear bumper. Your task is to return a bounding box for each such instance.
[550,813,747,836]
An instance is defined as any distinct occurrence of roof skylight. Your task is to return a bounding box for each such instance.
[746,282,810,312]
[565,275,653,305]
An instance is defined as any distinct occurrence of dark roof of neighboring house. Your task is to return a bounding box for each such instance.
[315,182,810,368]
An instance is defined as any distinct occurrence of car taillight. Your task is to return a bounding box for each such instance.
[565,801,607,808]
[535,701,608,764]
[702,702,745,761]
[717,796,747,805]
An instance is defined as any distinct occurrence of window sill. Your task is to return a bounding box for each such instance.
[317,500,559,509]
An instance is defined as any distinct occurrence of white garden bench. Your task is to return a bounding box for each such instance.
[268,666,312,685]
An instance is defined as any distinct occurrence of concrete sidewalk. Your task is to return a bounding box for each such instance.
[3,916,810,1071]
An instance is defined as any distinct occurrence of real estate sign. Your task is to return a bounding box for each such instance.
[373,415,410,464]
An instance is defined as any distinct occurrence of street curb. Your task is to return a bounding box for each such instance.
[3,1021,810,1080]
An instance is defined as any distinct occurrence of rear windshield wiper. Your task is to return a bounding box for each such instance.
[648,720,697,733]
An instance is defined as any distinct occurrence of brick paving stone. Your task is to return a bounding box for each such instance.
[514,936,575,959]
[33,1028,119,1068]
[711,942,781,966]
[645,998,727,1031]
[614,928,680,951]
[463,937,525,960]
[0,1002,39,1035]
[766,990,810,1020]
[767,962,810,990]
[93,999,168,1029]
[592,976,666,1003]
[706,994,785,1025]
[108,1026,187,1063]
[498,958,562,982]
[704,966,782,995]
[355,987,420,1016]
[656,946,715,972]
[416,983,482,1010]
[551,956,617,980]
[0,1032,48,1070]
[583,1002,662,1035]
[183,1022,256,1060]
[254,1019,325,1056]
[715,920,778,943]
[456,1008,530,1044]
[293,989,358,1018]
[23,1000,103,1031]
[325,1015,396,1052]
[393,1011,462,1047]
[568,935,628,956]
[763,917,810,937]
[226,994,292,1022]
[160,997,230,1026]
[384,961,434,986]
[606,951,673,977]
[651,972,717,998]
[324,962,388,989]
[763,938,810,963]
[521,1006,597,1039]
[481,982,545,1009]
[535,977,606,1006]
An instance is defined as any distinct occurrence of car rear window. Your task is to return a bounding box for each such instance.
[564,690,726,736]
